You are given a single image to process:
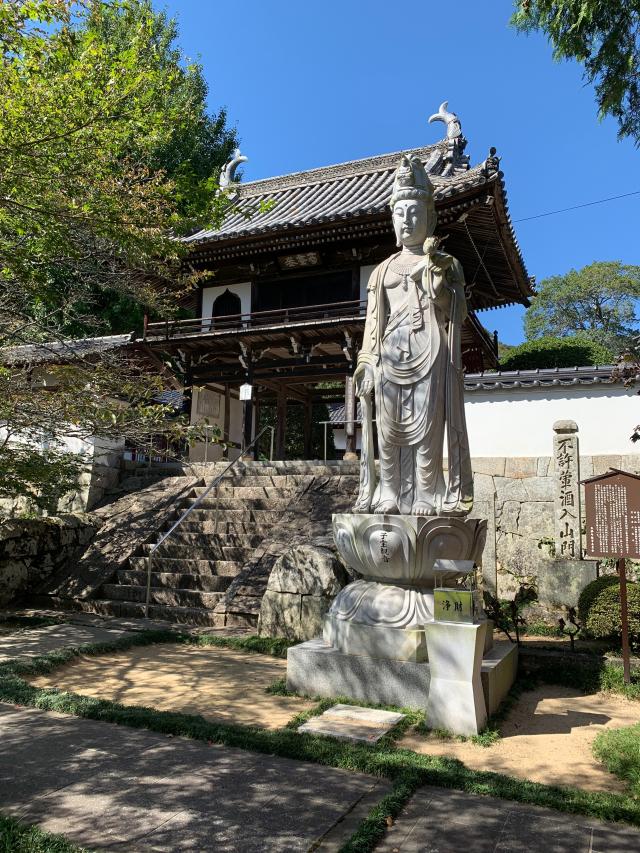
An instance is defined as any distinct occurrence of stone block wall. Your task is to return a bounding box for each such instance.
[0,515,99,607]
[470,453,640,607]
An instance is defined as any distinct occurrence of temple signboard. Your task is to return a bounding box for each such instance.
[582,468,640,685]
[583,469,640,559]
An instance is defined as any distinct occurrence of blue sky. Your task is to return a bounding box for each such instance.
[161,0,638,345]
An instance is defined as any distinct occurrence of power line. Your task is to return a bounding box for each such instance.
[513,189,640,223]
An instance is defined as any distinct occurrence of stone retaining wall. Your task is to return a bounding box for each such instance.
[471,453,640,606]
[0,515,99,606]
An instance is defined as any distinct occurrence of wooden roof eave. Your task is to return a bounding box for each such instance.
[489,172,533,305]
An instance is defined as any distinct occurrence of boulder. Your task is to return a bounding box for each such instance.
[258,544,349,641]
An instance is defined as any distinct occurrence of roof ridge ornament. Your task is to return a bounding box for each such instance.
[428,101,462,140]
[428,101,469,176]
[219,148,248,198]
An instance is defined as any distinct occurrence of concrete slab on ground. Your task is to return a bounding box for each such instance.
[375,785,640,853]
[299,704,405,744]
[0,702,385,852]
[0,622,134,661]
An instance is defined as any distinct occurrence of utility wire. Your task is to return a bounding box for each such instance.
[513,189,640,223]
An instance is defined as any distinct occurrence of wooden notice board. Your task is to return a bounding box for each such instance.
[583,469,640,559]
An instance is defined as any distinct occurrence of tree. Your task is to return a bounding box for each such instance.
[0,0,231,511]
[499,334,613,370]
[523,262,640,353]
[511,2,640,144]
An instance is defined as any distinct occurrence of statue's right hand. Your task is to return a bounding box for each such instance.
[355,365,374,397]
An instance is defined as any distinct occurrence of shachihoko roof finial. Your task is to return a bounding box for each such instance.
[219,148,248,191]
[428,101,462,140]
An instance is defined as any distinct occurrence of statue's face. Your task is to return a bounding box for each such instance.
[392,199,430,248]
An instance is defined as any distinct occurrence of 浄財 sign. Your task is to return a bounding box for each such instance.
[583,469,640,558]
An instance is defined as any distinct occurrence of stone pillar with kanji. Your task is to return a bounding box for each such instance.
[553,420,582,560]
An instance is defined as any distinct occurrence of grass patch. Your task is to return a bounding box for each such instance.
[191,633,294,658]
[522,622,562,638]
[593,724,640,797]
[265,678,295,696]
[3,631,640,852]
[0,814,89,852]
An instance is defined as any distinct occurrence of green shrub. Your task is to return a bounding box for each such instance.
[499,335,613,371]
[578,576,620,624]
[578,576,640,641]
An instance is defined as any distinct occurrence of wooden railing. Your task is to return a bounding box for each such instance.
[143,299,368,341]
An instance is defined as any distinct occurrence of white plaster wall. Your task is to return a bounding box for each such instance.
[465,384,636,457]
[201,282,251,325]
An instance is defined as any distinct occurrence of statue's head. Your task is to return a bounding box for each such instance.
[390,155,436,248]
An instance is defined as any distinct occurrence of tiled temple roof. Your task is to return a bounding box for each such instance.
[185,141,478,244]
[463,365,622,392]
[183,136,532,310]
[186,142,482,243]
[1,333,135,366]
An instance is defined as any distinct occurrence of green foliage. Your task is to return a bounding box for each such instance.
[578,575,621,625]
[593,723,640,797]
[523,262,640,354]
[511,2,640,144]
[0,814,88,853]
[0,0,235,508]
[577,577,640,643]
[499,334,613,370]
[0,445,84,513]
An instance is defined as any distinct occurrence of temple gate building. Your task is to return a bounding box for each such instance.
[143,116,534,461]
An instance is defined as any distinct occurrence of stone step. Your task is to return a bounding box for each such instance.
[76,598,225,627]
[205,475,310,488]
[145,542,251,561]
[129,556,240,575]
[150,531,263,549]
[176,507,284,521]
[116,570,232,592]
[176,520,274,536]
[101,584,226,609]
[196,461,358,478]
[179,497,293,511]
[191,485,298,500]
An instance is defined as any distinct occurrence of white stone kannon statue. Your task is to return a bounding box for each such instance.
[325,153,486,664]
[287,137,515,738]
[354,153,473,516]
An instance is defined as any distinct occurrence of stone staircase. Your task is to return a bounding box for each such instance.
[87,463,323,626]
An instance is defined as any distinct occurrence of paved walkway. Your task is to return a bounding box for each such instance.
[376,785,640,853]
[0,611,235,662]
[0,702,387,851]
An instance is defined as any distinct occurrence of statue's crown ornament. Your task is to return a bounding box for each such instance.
[390,154,434,206]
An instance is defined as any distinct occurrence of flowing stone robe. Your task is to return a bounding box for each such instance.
[357,250,473,515]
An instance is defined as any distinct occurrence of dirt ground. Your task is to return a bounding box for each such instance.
[29,644,315,730]
[401,684,640,793]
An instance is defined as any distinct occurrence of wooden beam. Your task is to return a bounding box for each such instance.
[275,383,287,461]
[224,384,231,457]
[303,395,313,459]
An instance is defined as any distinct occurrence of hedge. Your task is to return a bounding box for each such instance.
[578,576,640,641]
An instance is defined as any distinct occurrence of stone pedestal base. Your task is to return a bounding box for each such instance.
[286,637,517,718]
[424,621,487,736]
